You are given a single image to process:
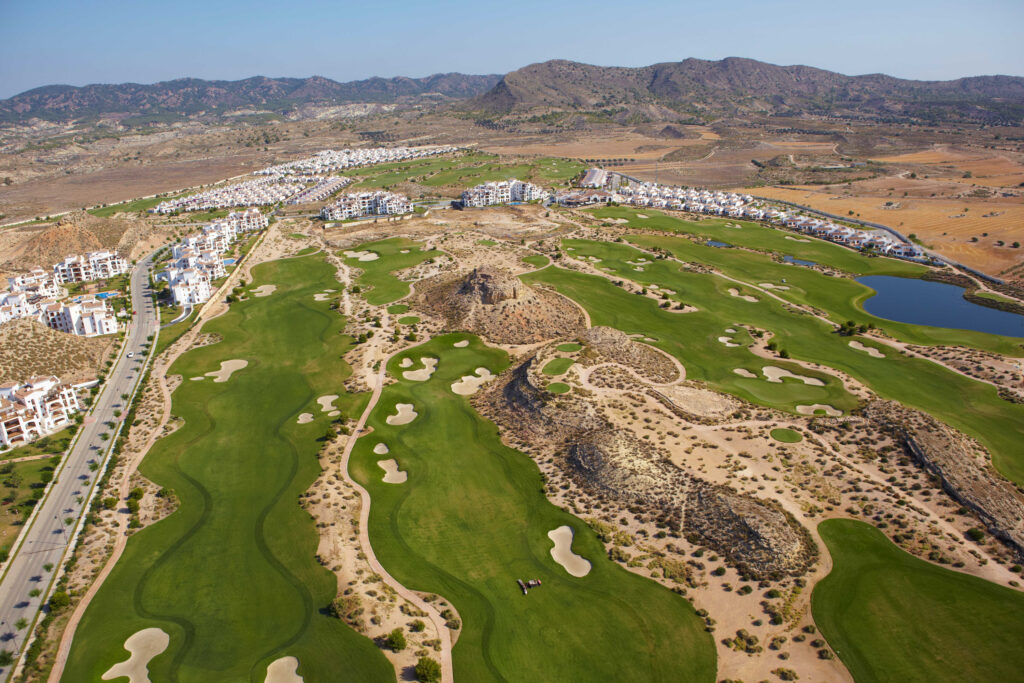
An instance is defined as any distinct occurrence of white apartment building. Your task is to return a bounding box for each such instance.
[286,176,351,204]
[0,376,80,449]
[164,268,213,306]
[153,178,306,214]
[0,291,40,325]
[461,179,548,207]
[258,146,457,176]
[53,250,129,284]
[41,296,118,337]
[320,191,413,221]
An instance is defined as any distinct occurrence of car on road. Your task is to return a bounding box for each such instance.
[127,352,134,358]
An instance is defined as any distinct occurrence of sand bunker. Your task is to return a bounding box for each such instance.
[849,340,885,358]
[725,328,737,333]
[451,367,495,396]
[265,656,303,683]
[343,250,380,262]
[717,336,740,348]
[403,357,438,382]
[377,459,408,484]
[636,213,648,219]
[547,526,591,577]
[190,376,204,381]
[327,410,340,417]
[728,288,758,302]
[733,368,757,378]
[796,403,843,417]
[102,628,170,683]
[313,293,330,301]
[297,413,313,424]
[400,249,410,254]
[386,403,418,425]
[453,340,469,348]
[762,366,825,386]
[759,283,790,291]
[317,395,338,412]
[785,236,811,242]
[399,358,413,368]
[373,442,389,455]
[251,285,277,297]
[205,359,248,383]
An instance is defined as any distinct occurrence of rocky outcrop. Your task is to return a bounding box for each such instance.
[578,326,679,383]
[417,267,585,344]
[866,400,1024,561]
[478,358,816,577]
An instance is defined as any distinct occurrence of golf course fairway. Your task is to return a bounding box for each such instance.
[813,519,1024,682]
[349,334,716,682]
[62,254,392,681]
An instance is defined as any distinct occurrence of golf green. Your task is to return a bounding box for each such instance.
[546,382,571,394]
[769,428,803,443]
[813,519,1024,682]
[555,342,582,352]
[63,254,392,681]
[350,335,715,682]
[541,358,574,375]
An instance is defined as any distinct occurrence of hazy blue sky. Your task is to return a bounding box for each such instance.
[1,0,1021,98]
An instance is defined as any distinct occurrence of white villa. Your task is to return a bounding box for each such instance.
[257,145,456,177]
[461,179,548,207]
[40,297,119,337]
[53,250,129,284]
[320,191,412,221]
[0,376,80,450]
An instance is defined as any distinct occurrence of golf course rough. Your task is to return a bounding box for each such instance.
[813,519,1024,682]
[350,334,716,682]
[63,253,394,682]
[341,237,441,305]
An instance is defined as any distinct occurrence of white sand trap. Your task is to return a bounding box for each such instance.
[190,376,204,381]
[728,288,758,303]
[733,368,757,378]
[796,403,843,417]
[251,285,276,297]
[453,340,469,348]
[587,256,601,262]
[386,403,418,426]
[636,213,649,218]
[403,357,438,382]
[102,628,170,683]
[759,283,790,291]
[377,459,408,484]
[762,366,825,386]
[206,359,248,383]
[400,249,410,254]
[297,413,313,424]
[849,340,885,358]
[373,442,389,455]
[785,236,811,242]
[317,395,338,412]
[399,358,413,368]
[725,328,737,333]
[548,526,591,577]
[343,250,379,262]
[265,656,303,683]
[634,267,645,272]
[451,367,495,396]
[313,293,330,301]
[328,410,340,417]
[717,336,740,347]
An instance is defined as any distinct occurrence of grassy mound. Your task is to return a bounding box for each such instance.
[542,358,574,376]
[350,335,715,681]
[813,519,1024,682]
[547,382,571,394]
[387,304,410,314]
[64,254,392,681]
[398,316,420,325]
[556,342,582,352]
[770,428,802,443]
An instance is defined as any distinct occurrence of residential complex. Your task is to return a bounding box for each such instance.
[257,145,457,177]
[771,212,924,260]
[0,376,80,450]
[53,250,129,284]
[320,191,412,221]
[286,176,351,205]
[152,177,307,214]
[579,168,609,188]
[159,207,268,306]
[461,179,548,207]
[40,297,119,336]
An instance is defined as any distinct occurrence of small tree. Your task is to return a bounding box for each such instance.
[415,657,441,683]
[385,628,406,652]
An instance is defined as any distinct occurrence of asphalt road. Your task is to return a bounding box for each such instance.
[0,251,159,678]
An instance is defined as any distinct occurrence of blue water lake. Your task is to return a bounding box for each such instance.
[857,275,1024,338]
[783,255,817,267]
[707,240,732,248]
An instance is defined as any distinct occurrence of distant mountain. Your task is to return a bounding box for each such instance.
[472,58,1024,124]
[0,73,502,123]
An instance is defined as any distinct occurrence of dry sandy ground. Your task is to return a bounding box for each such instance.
[482,127,716,160]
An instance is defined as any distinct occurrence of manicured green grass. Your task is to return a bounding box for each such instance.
[348,153,496,189]
[88,195,181,217]
[64,254,392,682]
[350,335,715,682]
[397,316,420,325]
[589,206,926,278]
[542,358,574,375]
[154,309,196,358]
[556,343,582,352]
[974,290,1018,305]
[476,239,497,246]
[813,519,1024,682]
[342,238,441,305]
[769,428,802,443]
[0,457,60,550]
[525,246,1024,485]
[546,382,571,394]
[387,304,409,314]
[0,427,75,462]
[522,254,550,268]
